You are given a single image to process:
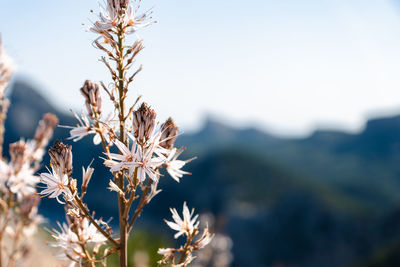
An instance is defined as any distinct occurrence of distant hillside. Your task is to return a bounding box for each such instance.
[6,80,400,266]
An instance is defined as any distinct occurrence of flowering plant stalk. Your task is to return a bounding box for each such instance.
[39,1,213,266]
[0,38,59,267]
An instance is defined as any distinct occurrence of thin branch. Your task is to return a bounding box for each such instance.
[72,196,119,248]
[127,180,152,233]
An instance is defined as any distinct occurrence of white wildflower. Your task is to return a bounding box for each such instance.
[104,139,137,175]
[196,226,214,249]
[50,218,107,265]
[39,166,72,204]
[165,202,199,239]
[64,112,94,142]
[81,163,94,191]
[91,0,153,35]
[165,149,194,182]
[157,248,175,257]
[7,165,39,199]
[107,179,124,196]
[135,142,164,182]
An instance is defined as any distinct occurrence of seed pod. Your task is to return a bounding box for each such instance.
[80,80,102,117]
[49,140,73,175]
[34,113,59,147]
[132,102,156,144]
[9,140,28,172]
[160,117,179,149]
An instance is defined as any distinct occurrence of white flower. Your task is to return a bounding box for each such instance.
[49,222,82,264]
[79,217,108,244]
[81,163,94,190]
[165,149,194,182]
[7,165,39,199]
[196,226,214,249]
[104,139,137,175]
[135,142,164,182]
[63,112,94,142]
[107,179,124,196]
[50,218,107,265]
[165,202,199,239]
[39,166,72,204]
[91,0,153,35]
[157,248,175,257]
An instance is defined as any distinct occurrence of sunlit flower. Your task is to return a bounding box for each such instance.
[49,222,82,264]
[165,149,194,182]
[50,218,107,265]
[63,112,94,142]
[104,139,137,175]
[39,166,72,204]
[135,142,164,182]
[91,0,153,35]
[107,179,124,196]
[195,226,214,249]
[165,202,199,239]
[81,163,94,191]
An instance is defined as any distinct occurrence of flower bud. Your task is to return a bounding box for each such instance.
[80,80,102,117]
[108,0,129,11]
[34,113,59,148]
[119,0,129,9]
[20,194,39,219]
[132,102,156,144]
[49,141,73,175]
[9,140,28,172]
[81,164,94,192]
[160,118,179,149]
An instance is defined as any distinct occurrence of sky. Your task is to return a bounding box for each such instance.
[1,0,400,137]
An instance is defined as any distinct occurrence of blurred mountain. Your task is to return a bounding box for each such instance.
[6,80,400,266]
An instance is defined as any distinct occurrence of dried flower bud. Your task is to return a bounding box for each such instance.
[34,113,59,148]
[49,141,73,175]
[9,140,28,172]
[20,194,40,219]
[119,0,129,9]
[80,80,102,117]
[160,117,179,150]
[132,102,156,144]
[107,0,129,12]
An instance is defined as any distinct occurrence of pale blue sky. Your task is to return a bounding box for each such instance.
[1,0,400,136]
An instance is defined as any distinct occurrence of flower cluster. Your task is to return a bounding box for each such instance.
[0,114,58,198]
[91,0,154,37]
[158,203,214,266]
[104,102,194,183]
[0,38,59,266]
[38,0,213,266]
[50,216,107,266]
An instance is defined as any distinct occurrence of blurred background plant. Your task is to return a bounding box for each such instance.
[4,0,400,267]
[0,39,58,267]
